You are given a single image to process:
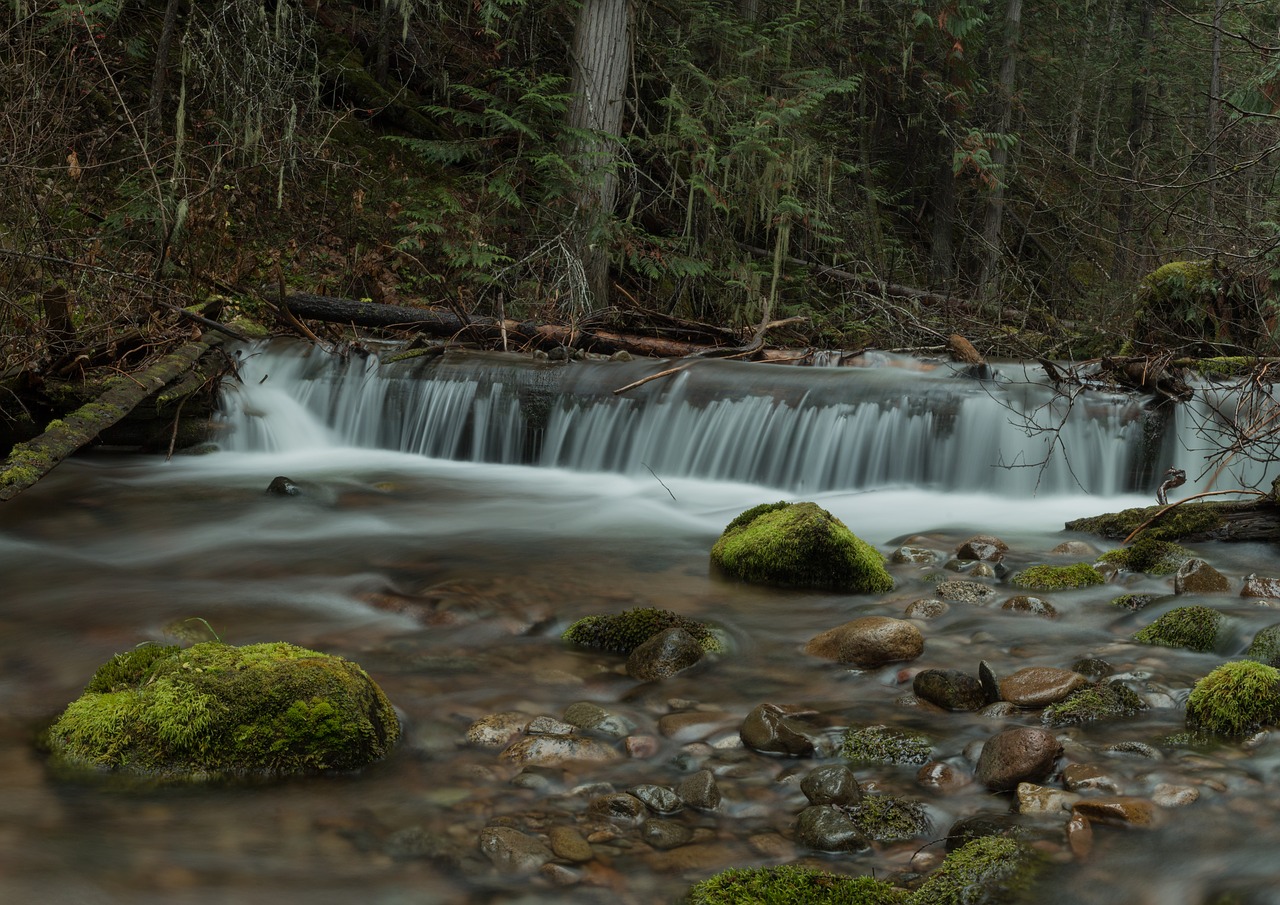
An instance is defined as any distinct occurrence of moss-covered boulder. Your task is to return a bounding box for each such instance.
[710,501,893,593]
[1097,537,1192,576]
[1132,605,1225,652]
[1185,661,1280,737]
[911,835,1041,905]
[1008,563,1104,591]
[562,607,724,654]
[45,642,400,781]
[1042,680,1147,728]
[686,865,907,905]
[1246,625,1280,667]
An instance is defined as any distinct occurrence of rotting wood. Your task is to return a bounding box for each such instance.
[0,338,215,502]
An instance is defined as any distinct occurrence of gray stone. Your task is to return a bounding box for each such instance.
[975,726,1062,791]
[588,793,647,825]
[893,545,939,564]
[800,764,861,806]
[499,735,620,766]
[563,702,635,739]
[466,711,528,748]
[641,819,694,850]
[526,715,576,736]
[631,784,683,815]
[935,580,997,604]
[626,627,704,681]
[913,668,988,711]
[478,826,553,873]
[794,805,870,853]
[905,598,950,619]
[805,616,924,668]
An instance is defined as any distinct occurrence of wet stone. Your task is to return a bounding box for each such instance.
[384,825,455,862]
[1016,782,1081,815]
[739,703,823,756]
[1152,783,1199,807]
[1174,558,1231,594]
[477,826,554,873]
[935,580,997,604]
[563,702,634,739]
[1051,540,1095,556]
[976,727,1062,791]
[979,660,1001,702]
[917,760,971,795]
[913,668,988,711]
[1073,796,1159,828]
[466,711,528,748]
[945,812,1020,852]
[1062,763,1121,794]
[905,598,950,619]
[499,735,620,766]
[626,627,704,681]
[893,545,939,564]
[642,819,694,851]
[998,667,1088,707]
[800,764,861,806]
[526,715,576,736]
[589,793,646,825]
[658,710,733,742]
[631,784,683,815]
[1072,657,1114,679]
[805,616,924,669]
[956,534,1009,562]
[548,826,593,863]
[676,769,721,811]
[849,794,931,842]
[1242,574,1280,599]
[1001,595,1059,619]
[794,805,871,853]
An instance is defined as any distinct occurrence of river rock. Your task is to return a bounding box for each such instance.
[935,580,997,604]
[841,725,932,765]
[589,793,647,825]
[1242,574,1280,599]
[944,812,1021,852]
[1062,763,1121,793]
[265,475,302,496]
[548,826,593,863]
[1001,595,1059,619]
[1016,782,1080,814]
[893,545,939,564]
[805,616,924,668]
[478,826,553,873]
[676,769,721,811]
[466,711,529,748]
[1051,540,1094,556]
[1042,680,1147,727]
[642,819,693,850]
[904,598,949,619]
[1072,796,1159,828]
[956,534,1009,562]
[739,703,824,756]
[975,727,1062,791]
[658,710,734,742]
[1152,783,1199,807]
[917,760,971,795]
[849,794,931,842]
[998,667,1088,707]
[527,715,576,736]
[800,764,861,806]
[793,805,870,853]
[563,702,634,739]
[499,735,620,766]
[626,627,704,681]
[913,668,988,711]
[631,784,683,815]
[1175,558,1230,594]
[1133,605,1225,651]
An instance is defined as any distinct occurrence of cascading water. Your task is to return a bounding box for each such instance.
[219,339,1215,497]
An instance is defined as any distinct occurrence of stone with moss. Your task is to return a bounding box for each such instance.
[1185,660,1280,737]
[1097,537,1192,576]
[562,607,724,655]
[1245,625,1280,667]
[45,642,400,781]
[1132,605,1224,652]
[1042,680,1147,728]
[1064,504,1228,543]
[686,865,907,905]
[848,793,931,842]
[910,835,1041,905]
[710,501,893,593]
[840,724,932,766]
[1008,563,1104,592]
[1110,593,1157,612]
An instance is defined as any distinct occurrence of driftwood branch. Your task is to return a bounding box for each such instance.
[0,338,214,502]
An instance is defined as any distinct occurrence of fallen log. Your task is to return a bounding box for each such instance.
[1065,496,1280,544]
[0,337,215,502]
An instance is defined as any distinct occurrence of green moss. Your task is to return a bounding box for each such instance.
[849,794,931,842]
[710,501,893,593]
[1042,680,1146,728]
[1110,593,1156,612]
[1132,605,1224,652]
[910,836,1041,905]
[1245,625,1280,667]
[1097,537,1191,576]
[562,607,724,655]
[46,642,400,781]
[1,442,56,487]
[1192,357,1257,379]
[840,725,931,766]
[686,865,907,905]
[1065,504,1228,542]
[1185,660,1280,737]
[1008,563,1104,591]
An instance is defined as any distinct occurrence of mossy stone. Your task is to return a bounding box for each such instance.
[1132,605,1224,652]
[849,794,931,842]
[840,725,932,766]
[1042,680,1147,728]
[1185,660,1280,737]
[1097,537,1191,576]
[1246,625,1280,667]
[1008,563,1104,591]
[686,865,907,905]
[710,501,893,593]
[46,642,400,781]
[562,607,724,655]
[910,835,1041,905]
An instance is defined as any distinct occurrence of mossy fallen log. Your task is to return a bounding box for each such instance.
[0,338,215,502]
[1065,498,1280,543]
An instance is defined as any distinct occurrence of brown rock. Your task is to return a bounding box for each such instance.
[1051,540,1095,556]
[998,667,1088,707]
[466,711,528,747]
[1073,796,1159,828]
[499,735,620,766]
[1062,763,1121,794]
[548,826,594,863]
[1000,595,1059,619]
[1174,558,1230,594]
[956,534,1009,562]
[805,616,924,668]
[1242,574,1280,599]
[975,727,1062,791]
[916,760,971,795]
[1067,812,1093,859]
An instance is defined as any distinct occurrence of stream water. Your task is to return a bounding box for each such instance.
[3,339,1280,904]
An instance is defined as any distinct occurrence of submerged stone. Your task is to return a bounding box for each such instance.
[1132,605,1224,652]
[709,501,893,593]
[561,607,723,655]
[806,616,924,668]
[1185,660,1280,737]
[45,642,399,781]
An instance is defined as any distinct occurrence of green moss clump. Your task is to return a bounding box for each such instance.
[710,501,893,593]
[1097,537,1191,576]
[1185,660,1280,737]
[849,794,931,842]
[686,865,907,905]
[1192,357,1257,380]
[1110,593,1156,612]
[562,607,724,655]
[1065,504,1228,542]
[910,836,1041,905]
[1009,563,1104,591]
[1042,680,1147,728]
[1245,625,1280,667]
[46,642,400,781]
[1132,605,1224,652]
[840,725,931,766]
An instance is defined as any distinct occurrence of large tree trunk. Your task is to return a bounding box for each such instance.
[1115,0,1154,282]
[565,0,632,311]
[977,0,1022,298]
[929,148,957,286]
[147,0,185,134]
[1204,0,1223,247]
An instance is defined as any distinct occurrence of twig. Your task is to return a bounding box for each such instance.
[642,463,677,501]
[1122,489,1268,544]
[613,363,692,395]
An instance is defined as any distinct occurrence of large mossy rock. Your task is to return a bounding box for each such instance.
[710,501,893,593]
[1185,660,1280,737]
[46,642,400,781]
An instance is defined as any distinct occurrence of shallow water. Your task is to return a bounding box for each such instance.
[4,345,1280,904]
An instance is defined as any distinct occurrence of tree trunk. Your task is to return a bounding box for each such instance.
[1115,0,1154,282]
[565,0,632,312]
[978,0,1022,298]
[929,148,957,286]
[147,0,185,134]
[1204,0,1223,247]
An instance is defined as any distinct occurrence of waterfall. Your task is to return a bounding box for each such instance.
[217,339,1247,497]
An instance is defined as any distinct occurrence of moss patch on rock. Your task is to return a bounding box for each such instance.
[46,642,400,781]
[1064,504,1228,542]
[562,607,724,655]
[840,725,932,766]
[1042,680,1147,728]
[1097,537,1192,576]
[1185,660,1280,737]
[911,835,1041,905]
[848,794,931,842]
[710,501,893,593]
[1245,625,1280,667]
[1009,563,1104,591]
[1132,605,1224,652]
[686,865,907,905]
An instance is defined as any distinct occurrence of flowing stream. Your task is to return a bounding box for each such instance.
[3,339,1280,904]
